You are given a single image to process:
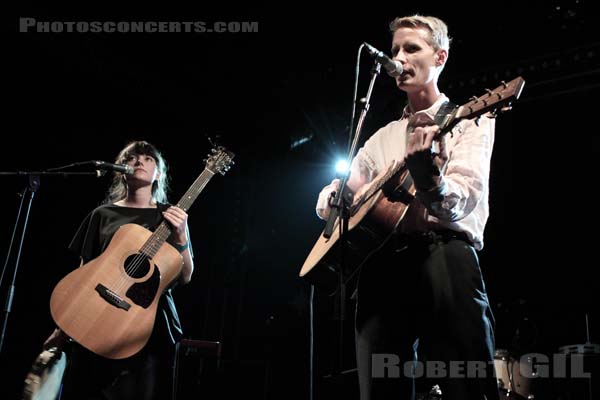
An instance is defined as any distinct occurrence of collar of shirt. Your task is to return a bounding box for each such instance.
[401,94,449,126]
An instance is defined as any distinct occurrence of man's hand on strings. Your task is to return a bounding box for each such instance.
[405,124,448,191]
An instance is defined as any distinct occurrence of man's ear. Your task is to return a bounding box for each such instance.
[435,49,448,67]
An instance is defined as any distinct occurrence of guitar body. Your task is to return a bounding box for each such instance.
[50,223,182,359]
[300,166,416,294]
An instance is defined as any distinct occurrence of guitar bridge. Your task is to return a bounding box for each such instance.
[95,284,131,311]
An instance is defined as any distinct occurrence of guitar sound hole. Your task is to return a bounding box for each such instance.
[123,254,151,279]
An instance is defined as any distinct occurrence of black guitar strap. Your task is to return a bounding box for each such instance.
[434,100,458,128]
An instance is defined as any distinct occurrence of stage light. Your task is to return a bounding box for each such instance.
[335,159,349,175]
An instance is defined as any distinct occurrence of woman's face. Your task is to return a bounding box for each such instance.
[124,153,160,185]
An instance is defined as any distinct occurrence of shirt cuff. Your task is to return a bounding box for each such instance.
[415,180,446,207]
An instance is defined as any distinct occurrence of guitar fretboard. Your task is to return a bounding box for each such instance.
[140,168,215,258]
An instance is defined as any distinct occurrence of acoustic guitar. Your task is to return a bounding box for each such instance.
[300,77,525,294]
[50,146,234,359]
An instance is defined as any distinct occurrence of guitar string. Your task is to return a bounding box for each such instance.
[110,172,213,294]
[357,107,463,209]
[111,194,195,293]
[113,155,229,294]
[112,176,205,294]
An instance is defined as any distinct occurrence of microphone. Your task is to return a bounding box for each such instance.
[363,42,403,77]
[90,160,134,175]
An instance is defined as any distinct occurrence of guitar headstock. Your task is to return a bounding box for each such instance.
[205,146,235,175]
[455,76,525,120]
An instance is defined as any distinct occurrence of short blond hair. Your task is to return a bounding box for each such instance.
[389,15,451,52]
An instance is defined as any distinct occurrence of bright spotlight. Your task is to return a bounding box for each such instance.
[335,159,349,174]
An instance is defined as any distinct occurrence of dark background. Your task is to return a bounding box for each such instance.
[2,1,599,399]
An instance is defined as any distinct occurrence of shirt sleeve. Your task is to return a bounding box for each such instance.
[315,146,381,221]
[417,115,495,221]
[315,125,387,220]
[316,179,339,220]
[68,209,102,263]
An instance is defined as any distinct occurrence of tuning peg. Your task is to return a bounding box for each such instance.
[486,88,503,99]
[207,136,219,148]
[469,96,478,103]
[211,148,217,153]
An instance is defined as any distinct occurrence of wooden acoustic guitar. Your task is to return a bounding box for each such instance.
[50,146,234,359]
[299,77,525,295]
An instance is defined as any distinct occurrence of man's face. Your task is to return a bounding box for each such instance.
[391,27,444,92]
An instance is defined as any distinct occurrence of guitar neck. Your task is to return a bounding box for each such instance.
[176,168,216,212]
[140,168,215,257]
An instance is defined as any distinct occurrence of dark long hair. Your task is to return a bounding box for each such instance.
[104,141,170,204]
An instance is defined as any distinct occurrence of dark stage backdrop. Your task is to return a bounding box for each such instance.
[3,2,598,399]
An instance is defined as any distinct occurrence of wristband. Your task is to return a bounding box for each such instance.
[172,241,189,253]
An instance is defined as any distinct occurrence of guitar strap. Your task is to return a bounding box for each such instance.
[433,100,458,130]
[395,100,458,199]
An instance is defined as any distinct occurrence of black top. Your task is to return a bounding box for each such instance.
[69,203,191,345]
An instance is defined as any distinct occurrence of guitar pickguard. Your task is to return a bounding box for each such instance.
[126,266,160,309]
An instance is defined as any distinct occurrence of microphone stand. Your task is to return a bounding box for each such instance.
[0,170,99,354]
[322,61,381,380]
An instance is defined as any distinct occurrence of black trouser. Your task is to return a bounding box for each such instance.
[355,232,499,400]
